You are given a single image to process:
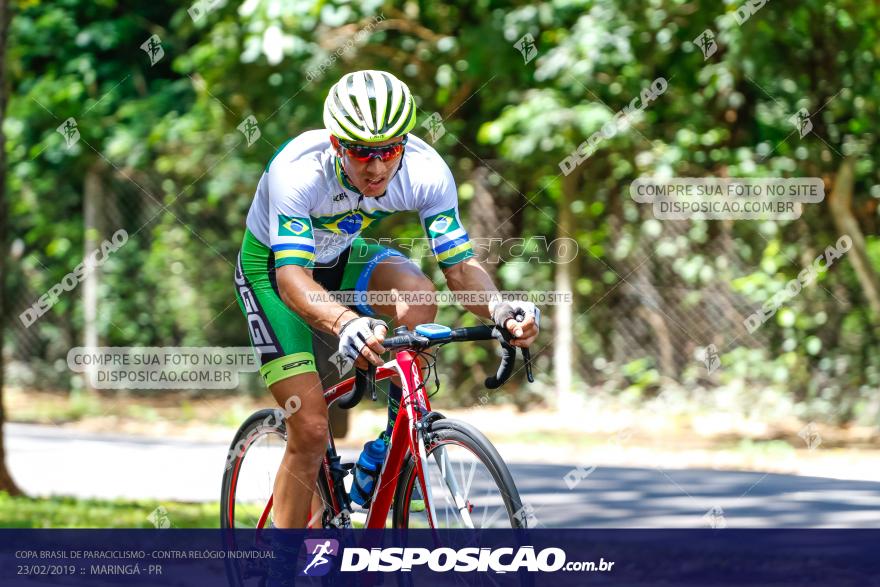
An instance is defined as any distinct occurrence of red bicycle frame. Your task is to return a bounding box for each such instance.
[242,321,529,535]
[315,348,436,528]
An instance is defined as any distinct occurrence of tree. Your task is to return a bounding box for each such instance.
[0,0,22,496]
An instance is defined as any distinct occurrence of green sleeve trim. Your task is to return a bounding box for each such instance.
[265,138,294,172]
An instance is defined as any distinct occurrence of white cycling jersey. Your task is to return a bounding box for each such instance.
[245,129,474,270]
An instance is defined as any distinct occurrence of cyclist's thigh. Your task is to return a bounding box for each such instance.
[341,237,431,319]
[234,229,319,388]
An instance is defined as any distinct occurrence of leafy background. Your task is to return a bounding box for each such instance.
[5,0,880,429]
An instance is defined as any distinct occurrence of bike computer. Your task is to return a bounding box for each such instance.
[415,323,452,339]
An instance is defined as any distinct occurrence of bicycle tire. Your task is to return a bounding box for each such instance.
[391,418,526,529]
[221,408,335,529]
[221,409,336,586]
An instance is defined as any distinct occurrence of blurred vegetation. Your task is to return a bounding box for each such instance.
[0,492,216,527]
[5,0,880,428]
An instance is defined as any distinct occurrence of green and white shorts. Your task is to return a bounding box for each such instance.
[233,229,406,387]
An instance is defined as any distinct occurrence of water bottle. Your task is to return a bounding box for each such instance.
[349,438,387,506]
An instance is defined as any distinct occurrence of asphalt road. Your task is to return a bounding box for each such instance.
[7,423,880,528]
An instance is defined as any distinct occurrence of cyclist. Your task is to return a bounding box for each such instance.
[234,70,539,528]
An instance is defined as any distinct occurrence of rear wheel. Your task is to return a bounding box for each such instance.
[221,408,333,529]
[392,418,527,529]
[220,409,334,585]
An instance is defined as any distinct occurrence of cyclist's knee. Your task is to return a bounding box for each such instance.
[270,372,328,460]
[397,275,437,327]
[286,413,329,461]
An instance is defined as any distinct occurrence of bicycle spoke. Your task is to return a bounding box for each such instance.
[403,433,517,529]
[223,416,333,530]
[417,433,439,528]
[433,448,476,528]
[460,459,477,505]
[480,485,504,528]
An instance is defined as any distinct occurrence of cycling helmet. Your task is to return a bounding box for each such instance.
[323,70,417,142]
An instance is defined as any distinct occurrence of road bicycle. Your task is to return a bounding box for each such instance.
[220,321,534,532]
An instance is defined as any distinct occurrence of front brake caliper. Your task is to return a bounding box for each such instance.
[419,411,445,444]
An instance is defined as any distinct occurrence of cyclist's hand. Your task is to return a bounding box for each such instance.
[338,316,387,369]
[491,301,540,348]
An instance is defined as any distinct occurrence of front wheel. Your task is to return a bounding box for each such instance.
[392,418,527,529]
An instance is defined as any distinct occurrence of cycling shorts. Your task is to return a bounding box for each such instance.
[233,228,407,387]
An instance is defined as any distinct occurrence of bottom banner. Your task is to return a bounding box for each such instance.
[2,529,879,586]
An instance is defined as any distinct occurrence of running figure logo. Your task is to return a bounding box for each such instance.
[514,33,538,64]
[329,350,354,377]
[693,29,717,60]
[237,115,261,147]
[140,34,164,66]
[299,539,339,576]
[56,118,80,149]
[789,108,813,138]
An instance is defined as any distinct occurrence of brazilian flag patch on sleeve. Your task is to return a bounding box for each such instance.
[423,208,473,268]
[278,215,313,237]
[274,215,315,268]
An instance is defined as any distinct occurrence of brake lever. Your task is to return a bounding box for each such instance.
[497,327,534,384]
[500,308,536,384]
[368,363,377,401]
[485,332,516,389]
[522,347,534,383]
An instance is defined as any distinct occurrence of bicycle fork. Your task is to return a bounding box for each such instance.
[431,446,476,528]
[413,417,440,528]
[412,415,478,529]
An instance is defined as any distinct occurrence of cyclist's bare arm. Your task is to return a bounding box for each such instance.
[275,265,385,365]
[441,257,539,347]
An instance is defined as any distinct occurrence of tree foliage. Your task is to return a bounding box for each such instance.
[5,0,880,425]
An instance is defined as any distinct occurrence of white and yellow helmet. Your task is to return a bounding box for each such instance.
[323,70,417,142]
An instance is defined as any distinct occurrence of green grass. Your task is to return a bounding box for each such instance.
[731,438,797,458]
[0,492,219,528]
[12,391,107,424]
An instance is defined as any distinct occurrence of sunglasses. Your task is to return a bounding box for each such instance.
[335,136,408,162]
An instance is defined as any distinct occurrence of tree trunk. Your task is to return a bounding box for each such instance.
[82,163,105,392]
[466,166,515,281]
[827,157,880,326]
[0,0,22,496]
[553,172,577,410]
